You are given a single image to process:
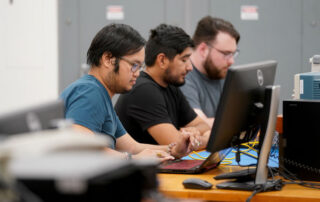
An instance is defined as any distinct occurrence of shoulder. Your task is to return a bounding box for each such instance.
[132,72,163,94]
[183,70,204,91]
[61,76,107,106]
[186,68,204,82]
[62,82,101,99]
[62,75,101,92]
[136,72,158,86]
[181,71,200,93]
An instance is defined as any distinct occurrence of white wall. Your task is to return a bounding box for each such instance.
[0,0,58,113]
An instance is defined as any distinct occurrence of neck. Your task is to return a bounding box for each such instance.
[88,67,114,98]
[190,52,208,76]
[145,66,168,87]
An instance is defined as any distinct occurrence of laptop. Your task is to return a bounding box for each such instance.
[158,147,232,174]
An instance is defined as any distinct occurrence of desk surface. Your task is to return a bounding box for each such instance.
[158,166,320,202]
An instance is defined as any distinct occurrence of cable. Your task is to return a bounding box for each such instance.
[220,160,233,165]
[283,159,320,175]
[190,151,207,159]
[246,187,263,202]
[187,155,201,160]
[279,165,320,190]
[187,150,208,160]
[246,179,283,202]
[188,140,276,166]
[238,150,258,159]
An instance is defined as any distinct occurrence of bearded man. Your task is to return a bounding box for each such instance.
[180,16,240,126]
[115,24,211,150]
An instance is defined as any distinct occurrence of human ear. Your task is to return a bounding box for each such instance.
[101,52,115,68]
[157,53,169,69]
[199,42,210,59]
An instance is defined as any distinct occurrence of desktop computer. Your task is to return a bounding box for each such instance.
[281,100,320,181]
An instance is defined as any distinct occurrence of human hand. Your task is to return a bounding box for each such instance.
[180,127,202,150]
[169,132,194,159]
[133,149,174,163]
[180,127,200,137]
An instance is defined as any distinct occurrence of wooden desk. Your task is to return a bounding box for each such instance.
[158,166,320,202]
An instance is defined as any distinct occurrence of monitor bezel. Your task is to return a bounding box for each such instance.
[206,60,277,154]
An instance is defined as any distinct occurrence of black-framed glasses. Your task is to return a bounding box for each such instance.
[206,43,240,60]
[119,57,144,72]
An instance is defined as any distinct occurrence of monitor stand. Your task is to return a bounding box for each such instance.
[215,85,280,191]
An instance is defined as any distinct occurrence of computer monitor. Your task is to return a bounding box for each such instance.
[206,60,280,190]
[0,100,65,136]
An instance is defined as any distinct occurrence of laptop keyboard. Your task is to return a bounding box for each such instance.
[161,159,204,170]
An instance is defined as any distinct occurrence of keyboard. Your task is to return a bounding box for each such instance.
[160,159,204,170]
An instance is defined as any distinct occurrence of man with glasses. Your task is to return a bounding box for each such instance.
[115,24,211,150]
[60,24,195,161]
[180,16,240,126]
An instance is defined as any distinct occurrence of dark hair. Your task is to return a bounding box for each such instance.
[193,16,240,47]
[87,23,146,68]
[145,24,194,66]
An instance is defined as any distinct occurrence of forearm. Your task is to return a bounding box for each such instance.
[134,143,168,153]
[202,117,214,128]
[103,147,130,159]
[195,122,210,135]
[148,123,185,145]
[198,130,210,150]
[193,109,214,129]
[136,142,190,159]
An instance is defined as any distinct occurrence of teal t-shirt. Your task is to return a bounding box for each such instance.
[60,75,126,148]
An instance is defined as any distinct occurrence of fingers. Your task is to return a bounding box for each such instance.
[158,156,175,163]
[181,127,204,151]
[179,129,190,138]
[189,134,201,151]
[154,150,174,161]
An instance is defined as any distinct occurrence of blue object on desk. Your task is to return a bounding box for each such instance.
[182,147,279,167]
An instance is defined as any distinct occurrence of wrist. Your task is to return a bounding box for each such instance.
[167,143,176,156]
[123,152,132,160]
[168,143,184,159]
[200,132,210,148]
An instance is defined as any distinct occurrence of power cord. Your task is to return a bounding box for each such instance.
[279,165,320,190]
[246,179,283,202]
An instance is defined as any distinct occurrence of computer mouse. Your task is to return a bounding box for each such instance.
[182,178,213,190]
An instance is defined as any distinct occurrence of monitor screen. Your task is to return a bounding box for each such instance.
[206,60,277,154]
[206,60,280,190]
[0,100,65,135]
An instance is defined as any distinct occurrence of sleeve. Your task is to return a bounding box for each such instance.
[63,85,107,133]
[176,88,197,127]
[127,83,172,131]
[180,75,202,109]
[114,115,127,138]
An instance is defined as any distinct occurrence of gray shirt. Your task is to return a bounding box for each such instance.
[180,66,224,117]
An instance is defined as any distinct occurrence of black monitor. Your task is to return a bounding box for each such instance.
[206,60,280,190]
[0,100,65,136]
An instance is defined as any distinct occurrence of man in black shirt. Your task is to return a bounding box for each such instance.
[115,24,210,150]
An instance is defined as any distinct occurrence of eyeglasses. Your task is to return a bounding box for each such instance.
[119,57,144,72]
[206,43,240,60]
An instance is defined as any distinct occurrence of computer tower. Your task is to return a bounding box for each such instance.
[281,100,320,181]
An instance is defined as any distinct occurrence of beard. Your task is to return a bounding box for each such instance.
[163,65,186,87]
[203,55,227,80]
[105,71,130,94]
